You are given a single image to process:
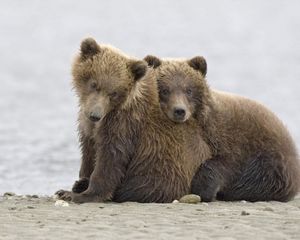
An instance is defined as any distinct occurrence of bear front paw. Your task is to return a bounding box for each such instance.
[72,177,90,193]
[55,189,73,201]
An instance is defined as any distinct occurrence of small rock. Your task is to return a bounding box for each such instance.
[241,210,250,216]
[22,194,39,198]
[179,194,201,204]
[172,200,179,204]
[27,206,35,209]
[196,208,203,211]
[202,202,209,206]
[240,200,247,204]
[263,207,274,212]
[8,207,17,210]
[4,192,16,197]
[54,200,69,207]
[99,206,105,209]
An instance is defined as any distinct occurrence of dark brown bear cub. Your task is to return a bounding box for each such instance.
[56,39,211,203]
[144,55,300,202]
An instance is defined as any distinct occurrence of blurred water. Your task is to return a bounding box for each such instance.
[0,0,299,195]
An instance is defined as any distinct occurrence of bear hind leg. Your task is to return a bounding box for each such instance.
[219,154,298,202]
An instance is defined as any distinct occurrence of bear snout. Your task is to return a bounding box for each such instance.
[89,111,102,122]
[173,107,186,120]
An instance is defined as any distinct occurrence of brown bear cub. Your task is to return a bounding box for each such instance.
[56,38,211,203]
[144,55,300,202]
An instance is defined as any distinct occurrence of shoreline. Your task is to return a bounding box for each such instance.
[1,193,299,239]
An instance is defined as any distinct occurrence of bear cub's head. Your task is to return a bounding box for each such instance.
[144,55,210,123]
[72,38,147,122]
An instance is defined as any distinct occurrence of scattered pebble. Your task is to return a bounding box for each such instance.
[263,207,274,212]
[241,210,250,216]
[179,194,201,204]
[172,200,179,204]
[202,202,209,206]
[99,206,105,209]
[4,192,16,197]
[8,207,17,210]
[54,200,69,207]
[27,206,35,209]
[241,200,247,204]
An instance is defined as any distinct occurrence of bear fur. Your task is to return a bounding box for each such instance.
[144,55,300,202]
[56,38,211,203]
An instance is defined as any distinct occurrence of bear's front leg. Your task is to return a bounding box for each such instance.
[72,132,96,193]
[69,143,130,203]
[191,156,228,202]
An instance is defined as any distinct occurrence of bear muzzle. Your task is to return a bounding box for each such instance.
[173,107,186,121]
[89,111,102,122]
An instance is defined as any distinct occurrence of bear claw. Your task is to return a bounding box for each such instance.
[55,190,73,201]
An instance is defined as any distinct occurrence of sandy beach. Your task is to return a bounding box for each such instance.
[1,193,299,240]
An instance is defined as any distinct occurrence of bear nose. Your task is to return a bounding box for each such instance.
[89,112,101,122]
[173,108,186,118]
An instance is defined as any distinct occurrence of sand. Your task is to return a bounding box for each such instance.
[1,194,299,240]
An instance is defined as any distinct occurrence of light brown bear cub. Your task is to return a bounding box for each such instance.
[56,38,211,203]
[144,55,300,202]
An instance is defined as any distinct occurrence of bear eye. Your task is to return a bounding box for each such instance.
[186,88,193,96]
[161,89,170,96]
[90,82,97,90]
[110,91,118,98]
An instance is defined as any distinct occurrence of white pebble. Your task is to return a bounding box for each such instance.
[55,200,69,207]
[172,200,179,203]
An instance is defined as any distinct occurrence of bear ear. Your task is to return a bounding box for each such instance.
[188,56,207,76]
[143,55,162,68]
[128,60,147,81]
[80,37,101,60]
